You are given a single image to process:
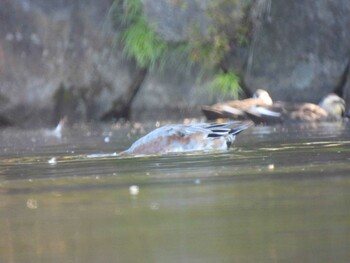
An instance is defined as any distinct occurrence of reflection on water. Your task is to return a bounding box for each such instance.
[1,122,350,262]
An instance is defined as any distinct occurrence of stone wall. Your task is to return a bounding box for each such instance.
[0,0,349,127]
[242,0,350,103]
[0,0,132,126]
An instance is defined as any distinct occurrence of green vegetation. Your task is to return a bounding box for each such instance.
[188,0,252,69]
[111,0,254,98]
[122,16,167,70]
[188,0,252,99]
[206,0,252,47]
[209,71,242,98]
[111,0,168,70]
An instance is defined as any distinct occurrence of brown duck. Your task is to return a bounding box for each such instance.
[245,94,346,124]
[201,89,273,120]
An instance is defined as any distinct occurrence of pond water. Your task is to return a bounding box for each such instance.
[1,121,350,263]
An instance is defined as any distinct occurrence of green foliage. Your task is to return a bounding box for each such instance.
[110,0,254,97]
[188,0,252,67]
[209,71,242,99]
[207,0,253,44]
[185,0,254,96]
[123,0,142,22]
[188,34,229,70]
[111,0,168,70]
[122,16,167,69]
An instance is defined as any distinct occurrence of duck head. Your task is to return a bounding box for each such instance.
[318,94,345,119]
[253,89,273,105]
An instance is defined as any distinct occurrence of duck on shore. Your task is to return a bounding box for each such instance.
[201,89,273,121]
[245,94,346,124]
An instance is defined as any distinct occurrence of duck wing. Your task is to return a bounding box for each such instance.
[202,121,252,137]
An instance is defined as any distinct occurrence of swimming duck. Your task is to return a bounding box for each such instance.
[201,89,273,120]
[120,121,252,155]
[245,93,346,124]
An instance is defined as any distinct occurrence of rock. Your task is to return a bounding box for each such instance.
[0,0,131,126]
[142,0,210,42]
[243,0,350,103]
[342,63,350,117]
[0,0,215,126]
[142,0,350,104]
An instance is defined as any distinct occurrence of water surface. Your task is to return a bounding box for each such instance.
[1,122,350,262]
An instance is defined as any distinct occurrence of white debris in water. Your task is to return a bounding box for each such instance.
[150,202,160,210]
[5,33,14,41]
[26,199,38,209]
[129,185,140,196]
[268,164,275,170]
[15,32,23,41]
[30,33,41,45]
[48,157,57,165]
[104,136,110,143]
[194,179,201,185]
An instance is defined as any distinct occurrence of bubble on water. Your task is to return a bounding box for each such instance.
[48,157,57,165]
[129,185,139,196]
[194,179,201,185]
[150,202,160,210]
[27,199,38,209]
[268,164,275,170]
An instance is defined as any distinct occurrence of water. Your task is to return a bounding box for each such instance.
[1,121,350,263]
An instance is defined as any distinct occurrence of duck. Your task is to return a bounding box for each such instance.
[201,89,273,120]
[120,121,252,155]
[245,93,346,124]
